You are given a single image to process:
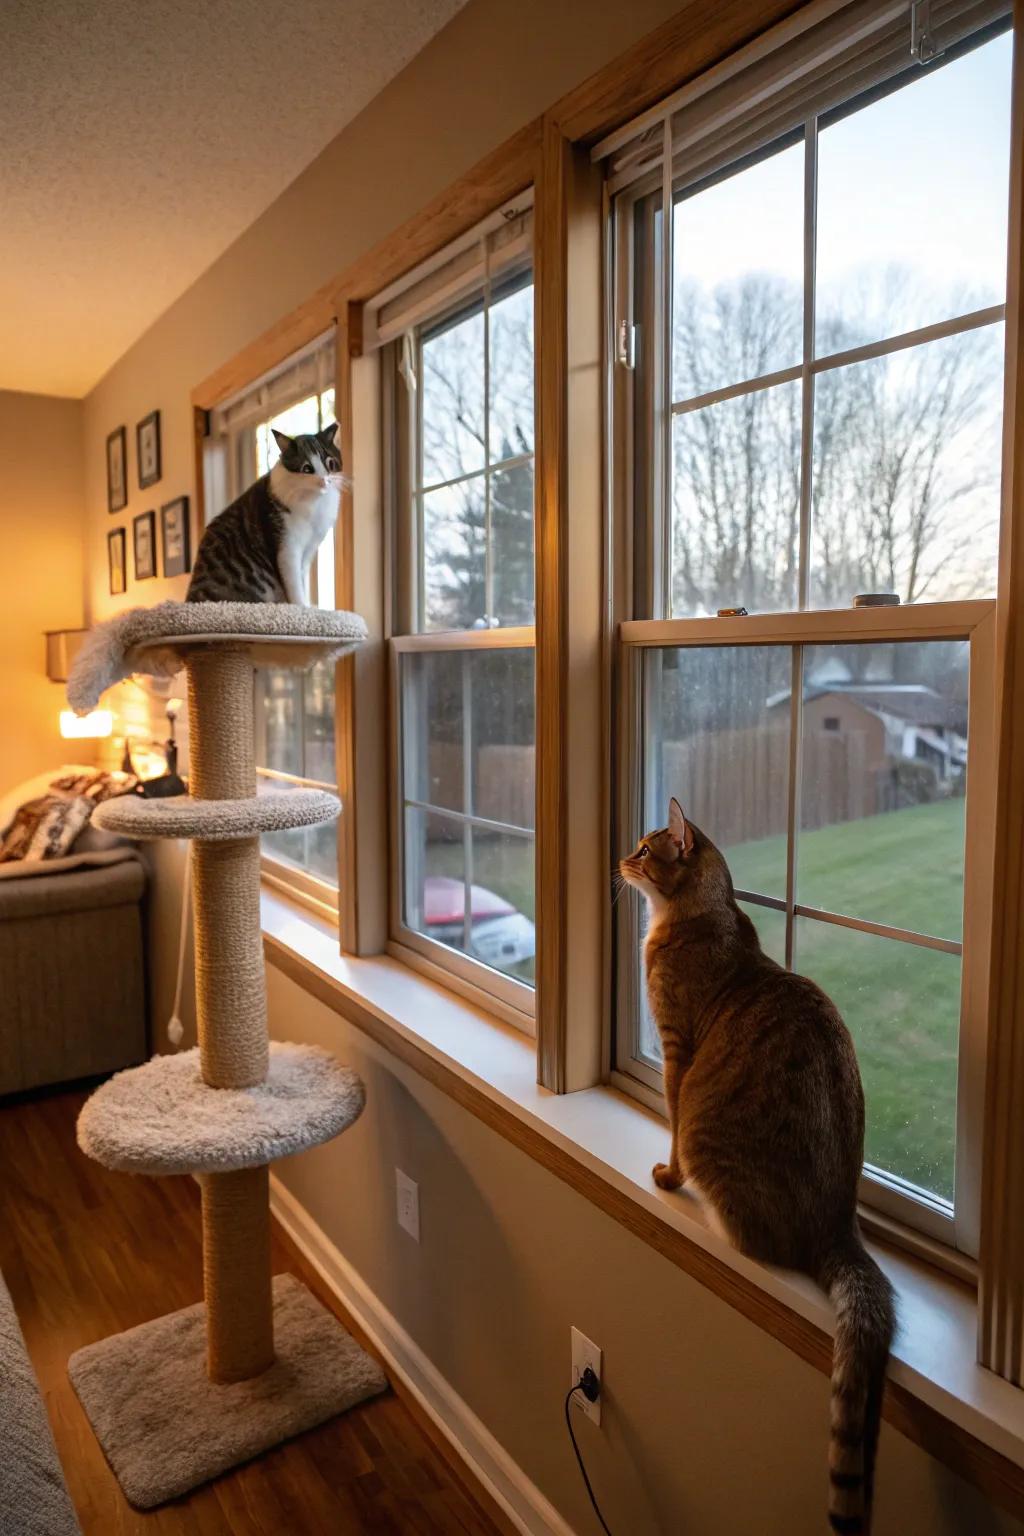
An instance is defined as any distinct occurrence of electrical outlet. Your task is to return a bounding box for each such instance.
[570,1326,602,1426]
[395,1168,420,1242]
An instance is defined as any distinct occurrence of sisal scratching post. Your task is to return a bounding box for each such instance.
[190,648,272,1379]
[66,604,386,1509]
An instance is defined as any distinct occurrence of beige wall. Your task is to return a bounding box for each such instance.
[70,1,1022,1530]
[0,390,85,792]
[270,967,1021,1536]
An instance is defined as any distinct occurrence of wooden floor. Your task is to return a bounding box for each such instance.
[0,1086,513,1536]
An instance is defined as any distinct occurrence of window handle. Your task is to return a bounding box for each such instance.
[617,320,637,371]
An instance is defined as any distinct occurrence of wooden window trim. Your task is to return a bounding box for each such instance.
[979,0,1024,1386]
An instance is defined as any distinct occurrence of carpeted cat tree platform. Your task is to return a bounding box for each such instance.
[65,603,386,1509]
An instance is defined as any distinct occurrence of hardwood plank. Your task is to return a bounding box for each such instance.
[0,1088,510,1536]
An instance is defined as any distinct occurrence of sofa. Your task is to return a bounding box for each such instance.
[0,854,147,1095]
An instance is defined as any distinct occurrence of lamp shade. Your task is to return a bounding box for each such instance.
[60,709,113,739]
[46,629,88,683]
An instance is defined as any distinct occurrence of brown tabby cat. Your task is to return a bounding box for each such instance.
[621,799,895,1536]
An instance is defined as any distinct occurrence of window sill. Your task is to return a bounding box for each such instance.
[261,888,1024,1520]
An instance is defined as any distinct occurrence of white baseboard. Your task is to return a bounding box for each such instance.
[269,1174,578,1536]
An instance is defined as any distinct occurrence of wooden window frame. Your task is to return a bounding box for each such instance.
[613,602,996,1265]
[605,25,1011,1263]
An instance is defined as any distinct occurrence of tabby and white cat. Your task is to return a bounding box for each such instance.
[621,800,895,1536]
[187,423,342,603]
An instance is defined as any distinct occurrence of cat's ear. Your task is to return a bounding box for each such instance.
[669,798,694,856]
[272,428,294,456]
[319,421,339,448]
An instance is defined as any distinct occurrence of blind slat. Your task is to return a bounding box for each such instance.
[600,0,1009,193]
[363,193,533,350]
[213,330,336,435]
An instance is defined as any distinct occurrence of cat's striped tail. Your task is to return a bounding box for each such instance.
[819,1241,895,1535]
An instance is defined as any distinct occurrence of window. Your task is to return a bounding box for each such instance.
[376,204,536,1025]
[609,12,1010,1251]
[207,335,340,905]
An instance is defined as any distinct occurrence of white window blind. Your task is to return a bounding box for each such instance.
[595,0,1009,193]
[363,191,533,350]
[211,329,336,437]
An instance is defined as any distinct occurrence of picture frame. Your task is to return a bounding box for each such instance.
[106,426,127,514]
[108,528,127,595]
[136,410,161,490]
[161,495,192,578]
[133,510,157,580]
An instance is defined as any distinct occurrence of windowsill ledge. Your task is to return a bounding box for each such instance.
[261,889,1024,1516]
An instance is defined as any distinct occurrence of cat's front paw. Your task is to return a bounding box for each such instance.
[653,1162,684,1191]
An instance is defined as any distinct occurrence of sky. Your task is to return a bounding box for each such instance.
[673,30,1013,331]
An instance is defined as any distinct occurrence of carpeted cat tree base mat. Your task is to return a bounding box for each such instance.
[68,1274,388,1510]
[77,1043,366,1175]
[67,599,368,713]
[92,787,339,841]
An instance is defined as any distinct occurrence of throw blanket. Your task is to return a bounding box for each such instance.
[0,770,137,865]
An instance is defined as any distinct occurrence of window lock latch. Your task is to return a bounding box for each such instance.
[617,320,637,371]
[910,0,940,63]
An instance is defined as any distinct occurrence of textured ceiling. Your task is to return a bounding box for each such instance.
[0,0,465,398]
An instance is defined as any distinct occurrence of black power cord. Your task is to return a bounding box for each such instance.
[564,1367,614,1536]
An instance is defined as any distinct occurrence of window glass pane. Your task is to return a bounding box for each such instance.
[422,478,487,631]
[402,651,464,815]
[797,641,968,939]
[421,308,485,485]
[489,277,534,460]
[809,325,1004,607]
[404,808,467,953]
[302,660,336,786]
[319,386,336,429]
[471,649,535,829]
[469,828,535,982]
[645,645,791,898]
[262,821,338,886]
[796,919,959,1201]
[740,901,786,966]
[816,33,1012,355]
[257,670,303,776]
[491,459,535,627]
[256,394,320,475]
[671,381,801,616]
[673,140,804,401]
[401,647,535,987]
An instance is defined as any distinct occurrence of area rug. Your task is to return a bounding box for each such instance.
[68,1274,387,1508]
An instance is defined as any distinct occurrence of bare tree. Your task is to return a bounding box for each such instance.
[672,273,1001,620]
[419,282,534,630]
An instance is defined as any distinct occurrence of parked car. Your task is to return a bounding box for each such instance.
[423,875,535,968]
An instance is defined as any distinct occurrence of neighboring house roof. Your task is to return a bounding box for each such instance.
[766,683,966,731]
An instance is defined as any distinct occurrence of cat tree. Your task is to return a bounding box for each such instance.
[66,604,385,1509]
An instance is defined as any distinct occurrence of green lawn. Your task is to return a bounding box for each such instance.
[734,796,966,1202]
[425,797,967,1202]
